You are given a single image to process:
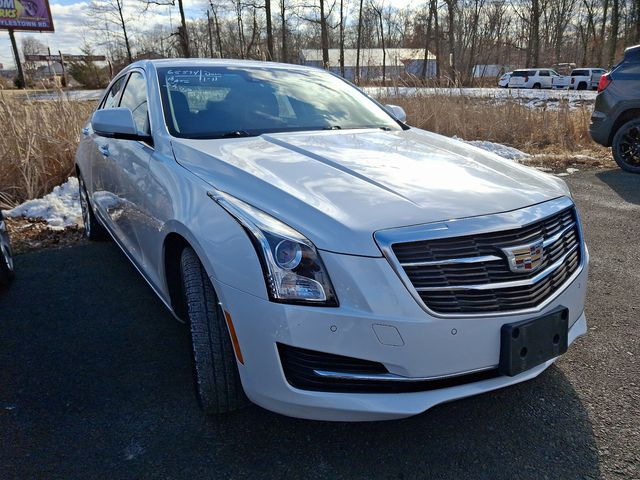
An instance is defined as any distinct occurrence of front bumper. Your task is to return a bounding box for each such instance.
[213,246,589,421]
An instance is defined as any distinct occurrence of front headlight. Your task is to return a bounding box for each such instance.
[208,190,338,307]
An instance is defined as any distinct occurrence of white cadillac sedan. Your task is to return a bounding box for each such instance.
[75,59,588,421]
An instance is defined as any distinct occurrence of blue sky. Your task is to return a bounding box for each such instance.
[1,0,416,71]
[0,0,206,68]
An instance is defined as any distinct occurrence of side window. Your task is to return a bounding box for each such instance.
[101,76,126,110]
[119,72,149,135]
[539,70,550,77]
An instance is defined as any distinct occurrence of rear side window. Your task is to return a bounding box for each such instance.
[539,70,550,77]
[624,47,640,63]
[119,71,150,135]
[571,70,588,76]
[512,71,529,77]
[100,76,126,110]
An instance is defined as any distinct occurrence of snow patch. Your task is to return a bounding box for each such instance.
[452,136,530,160]
[462,139,530,160]
[3,177,82,229]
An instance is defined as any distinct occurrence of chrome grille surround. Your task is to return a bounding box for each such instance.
[374,197,585,318]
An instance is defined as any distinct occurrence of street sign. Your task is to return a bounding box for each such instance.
[24,54,107,62]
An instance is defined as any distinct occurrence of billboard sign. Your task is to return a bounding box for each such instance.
[0,0,55,32]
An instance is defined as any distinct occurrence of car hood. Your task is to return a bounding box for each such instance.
[171,128,569,256]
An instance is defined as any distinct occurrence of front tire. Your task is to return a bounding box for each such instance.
[180,247,249,414]
[78,173,107,240]
[612,118,640,174]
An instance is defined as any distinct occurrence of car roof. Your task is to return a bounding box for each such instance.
[125,58,319,73]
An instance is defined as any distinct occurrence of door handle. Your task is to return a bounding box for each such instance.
[98,144,110,157]
[82,127,90,136]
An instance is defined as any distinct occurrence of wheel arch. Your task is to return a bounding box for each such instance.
[609,108,640,145]
[163,231,192,321]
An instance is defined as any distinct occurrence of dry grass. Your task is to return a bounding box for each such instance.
[378,93,616,172]
[0,93,95,208]
[0,91,614,209]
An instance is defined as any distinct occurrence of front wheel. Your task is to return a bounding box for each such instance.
[78,174,107,240]
[0,215,15,288]
[180,247,249,414]
[612,118,640,174]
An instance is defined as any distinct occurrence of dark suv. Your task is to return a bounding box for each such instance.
[590,45,640,173]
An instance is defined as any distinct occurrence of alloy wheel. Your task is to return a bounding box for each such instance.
[617,125,640,168]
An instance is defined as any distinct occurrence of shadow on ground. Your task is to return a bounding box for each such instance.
[0,243,600,479]
[595,168,640,205]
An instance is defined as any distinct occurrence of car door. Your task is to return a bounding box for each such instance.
[538,70,551,88]
[103,69,154,268]
[88,74,127,226]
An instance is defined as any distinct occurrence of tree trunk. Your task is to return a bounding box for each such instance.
[211,4,224,58]
[608,0,620,67]
[445,0,456,83]
[432,0,440,78]
[178,0,190,57]
[599,0,609,66]
[280,0,287,62]
[207,10,214,57]
[117,0,133,62]
[531,0,540,67]
[319,0,330,69]
[355,0,364,83]
[377,9,386,83]
[636,0,640,42]
[265,0,274,60]
[422,2,434,79]
[339,0,345,77]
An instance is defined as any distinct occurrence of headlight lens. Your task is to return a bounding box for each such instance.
[209,190,338,306]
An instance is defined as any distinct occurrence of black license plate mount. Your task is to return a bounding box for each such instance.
[499,308,569,377]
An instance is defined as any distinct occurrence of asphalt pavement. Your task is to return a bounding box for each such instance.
[1,169,638,479]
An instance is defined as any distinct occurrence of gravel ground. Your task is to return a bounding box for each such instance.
[0,169,638,479]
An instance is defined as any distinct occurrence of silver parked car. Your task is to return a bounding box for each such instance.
[0,211,15,288]
[75,59,589,421]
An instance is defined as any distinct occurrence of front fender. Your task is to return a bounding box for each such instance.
[160,200,268,302]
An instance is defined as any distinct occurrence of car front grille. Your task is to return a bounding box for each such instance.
[391,206,582,314]
[278,343,500,393]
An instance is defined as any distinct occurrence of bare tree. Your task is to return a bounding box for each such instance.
[21,36,47,82]
[355,0,364,83]
[608,0,620,66]
[265,0,274,59]
[88,0,134,63]
[370,0,386,82]
[339,0,345,76]
[444,0,456,82]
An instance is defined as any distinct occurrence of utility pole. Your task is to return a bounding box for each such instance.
[207,9,214,57]
[8,29,25,89]
[58,51,68,88]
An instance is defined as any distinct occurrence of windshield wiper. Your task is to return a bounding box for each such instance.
[220,130,255,138]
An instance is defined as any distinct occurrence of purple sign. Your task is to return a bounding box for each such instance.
[0,0,54,32]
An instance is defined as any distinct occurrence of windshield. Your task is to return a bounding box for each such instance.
[157,66,402,139]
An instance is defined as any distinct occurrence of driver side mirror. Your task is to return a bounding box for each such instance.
[92,107,152,144]
[385,104,407,123]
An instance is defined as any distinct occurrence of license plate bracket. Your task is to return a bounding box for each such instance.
[499,308,569,377]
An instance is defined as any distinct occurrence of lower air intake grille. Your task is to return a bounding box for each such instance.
[278,343,500,393]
